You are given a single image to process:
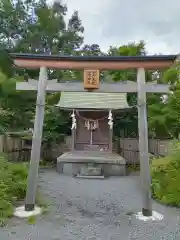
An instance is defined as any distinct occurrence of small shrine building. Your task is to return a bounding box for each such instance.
[56,89,130,177]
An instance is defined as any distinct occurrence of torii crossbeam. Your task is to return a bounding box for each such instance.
[11,53,177,217]
[16,79,170,93]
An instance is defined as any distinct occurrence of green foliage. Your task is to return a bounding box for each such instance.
[43,107,70,144]
[163,81,180,138]
[0,49,13,77]
[151,141,180,206]
[0,154,28,224]
[0,0,84,53]
[42,106,71,162]
[161,66,179,85]
[147,93,170,138]
[0,0,84,80]
[108,41,146,82]
[107,42,180,139]
[0,0,86,135]
[147,66,180,138]
[0,71,36,132]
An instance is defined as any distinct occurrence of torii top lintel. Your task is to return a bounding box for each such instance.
[10,53,177,70]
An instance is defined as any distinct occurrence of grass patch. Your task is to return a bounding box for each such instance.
[36,190,49,214]
[151,141,180,207]
[0,153,28,226]
[0,154,49,226]
[27,215,36,225]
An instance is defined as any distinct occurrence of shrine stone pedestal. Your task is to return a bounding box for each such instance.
[57,151,126,177]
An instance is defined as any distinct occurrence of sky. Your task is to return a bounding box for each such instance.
[57,0,180,55]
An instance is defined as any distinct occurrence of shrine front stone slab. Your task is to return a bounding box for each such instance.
[57,151,126,177]
[80,166,102,176]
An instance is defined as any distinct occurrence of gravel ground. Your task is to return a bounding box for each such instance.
[1,169,180,240]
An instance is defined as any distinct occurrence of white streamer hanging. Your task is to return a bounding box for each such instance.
[71,110,77,130]
[108,110,113,129]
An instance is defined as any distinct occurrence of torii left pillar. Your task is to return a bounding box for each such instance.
[25,67,48,211]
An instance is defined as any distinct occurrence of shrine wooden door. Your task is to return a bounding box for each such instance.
[74,111,109,151]
[75,116,91,150]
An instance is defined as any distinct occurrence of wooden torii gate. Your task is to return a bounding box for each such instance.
[11,53,177,217]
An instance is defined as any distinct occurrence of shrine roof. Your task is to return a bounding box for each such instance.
[57,92,129,110]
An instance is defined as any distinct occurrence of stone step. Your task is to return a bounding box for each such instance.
[75,175,105,179]
[80,166,102,176]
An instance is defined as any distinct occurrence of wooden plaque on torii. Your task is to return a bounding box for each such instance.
[84,69,100,89]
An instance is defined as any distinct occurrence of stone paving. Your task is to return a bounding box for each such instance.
[1,169,180,240]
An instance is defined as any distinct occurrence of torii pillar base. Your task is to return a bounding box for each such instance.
[14,205,42,218]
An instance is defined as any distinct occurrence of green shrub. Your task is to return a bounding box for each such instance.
[151,141,180,206]
[0,154,28,224]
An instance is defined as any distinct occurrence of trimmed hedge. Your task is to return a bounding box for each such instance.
[151,142,180,207]
[0,154,28,225]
